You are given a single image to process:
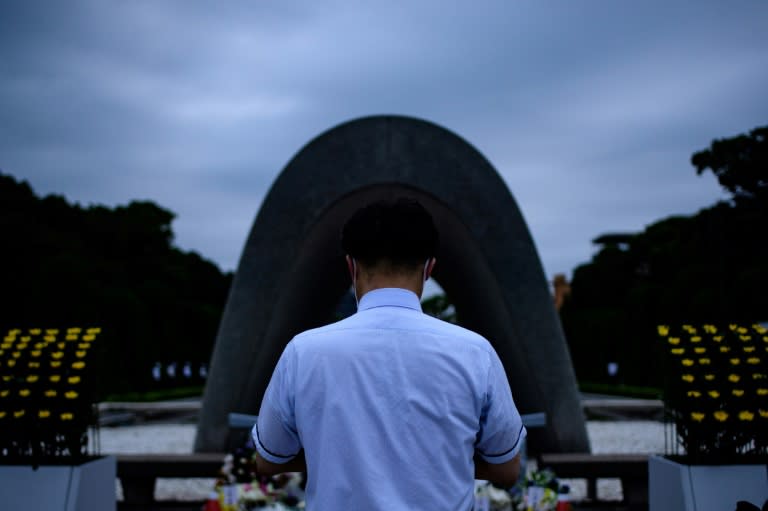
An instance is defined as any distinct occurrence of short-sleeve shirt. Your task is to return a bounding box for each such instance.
[254,288,526,511]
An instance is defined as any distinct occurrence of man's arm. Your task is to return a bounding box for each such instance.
[474,452,521,488]
[254,449,307,476]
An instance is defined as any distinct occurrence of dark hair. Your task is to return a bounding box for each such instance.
[341,198,438,268]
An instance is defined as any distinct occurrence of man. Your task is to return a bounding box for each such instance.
[253,198,526,510]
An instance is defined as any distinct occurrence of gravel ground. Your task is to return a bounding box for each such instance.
[99,420,667,502]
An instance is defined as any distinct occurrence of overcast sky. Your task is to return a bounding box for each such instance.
[2,1,766,284]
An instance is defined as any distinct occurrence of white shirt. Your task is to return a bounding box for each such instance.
[254,288,526,511]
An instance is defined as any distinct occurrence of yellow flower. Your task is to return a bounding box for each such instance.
[730,358,741,365]
[34,342,44,349]
[71,361,85,369]
[30,350,41,357]
[49,375,61,383]
[682,374,695,383]
[0,390,8,397]
[707,390,720,398]
[20,336,30,342]
[27,362,39,369]
[720,346,731,353]
[714,411,728,421]
[687,391,702,398]
[699,358,711,365]
[11,351,20,358]
[683,325,696,333]
[68,376,80,384]
[753,373,765,379]
[14,410,25,418]
[758,388,768,396]
[67,328,81,334]
[82,335,95,342]
[704,325,717,334]
[65,391,78,399]
[51,352,63,359]
[740,335,752,342]
[77,343,89,350]
[691,336,702,343]
[26,375,38,383]
[19,389,30,397]
[691,412,705,422]
[729,324,738,331]
[46,329,59,335]
[755,325,768,334]
[2,376,11,381]
[668,337,681,345]
[38,410,50,418]
[737,327,748,334]
[694,347,706,354]
[732,389,744,397]
[0,343,10,349]
[86,328,101,334]
[17,343,27,350]
[682,359,694,366]
[759,409,768,418]
[57,342,65,349]
[60,413,73,420]
[29,329,41,335]
[744,346,756,353]
[747,357,760,364]
[738,411,754,421]
[705,374,715,381]
[65,335,78,341]
[7,359,15,367]
[75,351,86,358]
[729,374,741,383]
[671,348,685,355]
[0,412,4,418]
[50,361,61,368]
[43,335,55,342]
[657,325,669,336]
[45,390,56,397]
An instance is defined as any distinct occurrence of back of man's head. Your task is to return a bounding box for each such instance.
[342,198,438,271]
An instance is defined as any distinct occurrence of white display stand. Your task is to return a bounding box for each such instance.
[0,455,116,511]
[649,455,767,511]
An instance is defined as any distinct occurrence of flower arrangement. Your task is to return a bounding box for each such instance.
[0,327,102,465]
[658,323,767,463]
[509,468,569,511]
[214,445,305,510]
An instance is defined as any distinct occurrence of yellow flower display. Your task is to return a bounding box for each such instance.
[691,412,705,422]
[738,411,754,421]
[714,411,728,421]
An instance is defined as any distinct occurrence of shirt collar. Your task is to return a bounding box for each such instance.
[357,288,423,313]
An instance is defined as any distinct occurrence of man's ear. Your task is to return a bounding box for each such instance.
[425,257,436,281]
[346,255,356,281]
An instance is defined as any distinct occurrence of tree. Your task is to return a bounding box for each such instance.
[692,125,768,207]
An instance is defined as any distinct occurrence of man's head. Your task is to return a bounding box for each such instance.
[342,198,438,296]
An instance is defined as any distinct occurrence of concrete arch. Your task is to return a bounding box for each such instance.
[195,115,589,454]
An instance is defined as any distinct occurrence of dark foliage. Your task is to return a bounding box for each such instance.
[0,173,232,396]
[560,126,768,388]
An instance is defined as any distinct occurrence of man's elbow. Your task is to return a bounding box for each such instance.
[477,454,521,488]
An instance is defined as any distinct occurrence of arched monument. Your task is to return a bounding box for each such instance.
[195,115,590,454]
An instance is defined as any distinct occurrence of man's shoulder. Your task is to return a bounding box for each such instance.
[292,312,494,353]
